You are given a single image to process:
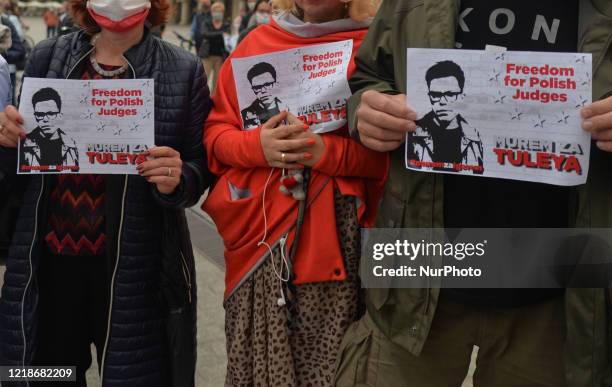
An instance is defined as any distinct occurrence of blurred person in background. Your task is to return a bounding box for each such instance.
[190,0,211,54]
[0,22,9,53]
[0,54,10,110]
[0,12,24,104]
[43,8,59,38]
[0,0,212,384]
[1,0,24,41]
[246,0,271,28]
[198,1,229,91]
[232,1,247,29]
[203,0,384,385]
[58,1,78,36]
[226,7,244,53]
[237,0,270,43]
[239,0,257,32]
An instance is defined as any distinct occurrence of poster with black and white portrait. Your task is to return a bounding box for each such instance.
[17,78,155,174]
[405,48,592,186]
[232,40,353,134]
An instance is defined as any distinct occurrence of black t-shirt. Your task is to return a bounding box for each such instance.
[39,136,63,166]
[443,0,579,307]
[432,126,463,164]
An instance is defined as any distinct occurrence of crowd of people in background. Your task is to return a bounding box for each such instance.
[0,0,25,103]
[191,0,273,91]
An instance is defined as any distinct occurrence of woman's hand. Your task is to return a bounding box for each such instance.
[260,111,315,169]
[0,106,26,148]
[138,146,183,195]
[289,130,326,167]
[583,96,612,152]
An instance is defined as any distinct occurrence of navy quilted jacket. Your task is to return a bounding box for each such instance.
[0,29,211,387]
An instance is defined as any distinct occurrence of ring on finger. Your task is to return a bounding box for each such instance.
[167,167,172,177]
[281,152,286,163]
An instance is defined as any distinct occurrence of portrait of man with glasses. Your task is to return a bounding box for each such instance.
[408,60,484,174]
[19,87,79,172]
[241,62,283,129]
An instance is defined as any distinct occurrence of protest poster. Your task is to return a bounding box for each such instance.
[17,78,155,174]
[231,40,353,134]
[405,48,592,186]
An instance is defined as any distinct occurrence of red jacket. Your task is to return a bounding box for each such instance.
[203,19,389,299]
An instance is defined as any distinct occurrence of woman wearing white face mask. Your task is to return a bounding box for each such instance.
[198,1,229,92]
[247,0,271,28]
[237,0,271,44]
[0,0,211,385]
[239,0,258,32]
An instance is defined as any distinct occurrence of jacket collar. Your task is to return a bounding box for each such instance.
[273,11,372,38]
[65,27,156,79]
[592,0,612,17]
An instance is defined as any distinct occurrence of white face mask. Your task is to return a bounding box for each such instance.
[247,1,256,11]
[255,11,269,25]
[87,0,151,22]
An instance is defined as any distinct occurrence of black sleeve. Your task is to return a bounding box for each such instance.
[153,56,213,208]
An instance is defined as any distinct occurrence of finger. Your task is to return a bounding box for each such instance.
[262,111,289,129]
[582,110,612,133]
[140,167,180,177]
[0,127,21,146]
[591,129,612,141]
[362,91,416,121]
[3,121,27,140]
[277,137,316,151]
[285,112,305,126]
[361,134,403,152]
[273,123,309,139]
[4,105,24,125]
[582,96,612,119]
[358,120,411,142]
[0,134,18,148]
[596,140,612,153]
[138,157,182,171]
[358,103,416,134]
[0,114,26,139]
[276,151,309,164]
[147,146,180,158]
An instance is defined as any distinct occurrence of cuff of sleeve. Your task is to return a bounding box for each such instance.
[152,172,188,208]
[242,126,268,167]
[312,135,339,176]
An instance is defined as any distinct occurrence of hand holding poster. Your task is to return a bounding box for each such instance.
[405,49,592,186]
[17,78,155,174]
[231,40,353,134]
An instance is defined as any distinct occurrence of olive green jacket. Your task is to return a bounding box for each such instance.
[348,1,612,385]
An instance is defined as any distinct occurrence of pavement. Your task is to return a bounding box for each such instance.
[0,16,477,387]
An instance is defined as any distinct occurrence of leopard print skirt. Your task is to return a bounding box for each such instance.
[223,192,361,387]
